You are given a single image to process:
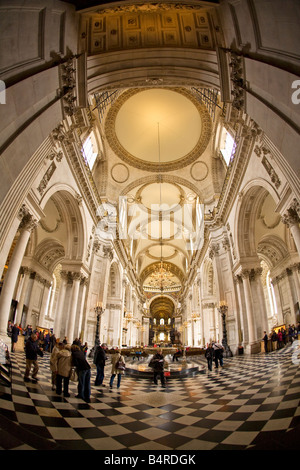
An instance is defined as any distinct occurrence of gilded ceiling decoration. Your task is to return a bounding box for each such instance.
[80,4,215,56]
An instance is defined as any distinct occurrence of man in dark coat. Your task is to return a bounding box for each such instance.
[71,345,91,402]
[151,348,166,387]
[94,343,107,386]
[11,323,19,352]
[24,333,44,383]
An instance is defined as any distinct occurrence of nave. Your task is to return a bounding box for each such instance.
[0,346,299,451]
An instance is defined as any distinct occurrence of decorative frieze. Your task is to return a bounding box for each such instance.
[254,143,281,189]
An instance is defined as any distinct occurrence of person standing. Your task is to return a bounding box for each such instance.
[55,344,72,397]
[11,323,19,352]
[109,350,125,389]
[24,333,44,383]
[151,348,166,387]
[213,342,224,368]
[205,343,214,371]
[94,343,107,387]
[50,340,63,390]
[263,331,269,353]
[71,344,91,402]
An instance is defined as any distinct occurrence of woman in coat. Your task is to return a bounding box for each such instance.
[109,350,125,389]
[50,340,63,390]
[55,344,72,397]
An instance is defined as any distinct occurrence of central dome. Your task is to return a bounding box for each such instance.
[115,89,202,163]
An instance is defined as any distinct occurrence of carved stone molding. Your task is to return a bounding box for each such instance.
[281,198,300,227]
[208,243,219,259]
[254,143,281,189]
[18,205,38,232]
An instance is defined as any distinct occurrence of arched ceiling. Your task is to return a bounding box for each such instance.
[150,295,175,320]
[82,1,225,310]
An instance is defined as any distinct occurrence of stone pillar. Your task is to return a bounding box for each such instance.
[234,275,246,344]
[77,276,88,341]
[0,209,37,335]
[66,272,81,343]
[241,270,256,345]
[252,267,269,335]
[15,267,31,325]
[38,279,52,327]
[281,200,300,256]
[54,270,68,338]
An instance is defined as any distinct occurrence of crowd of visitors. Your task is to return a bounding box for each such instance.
[6,319,300,398]
[263,323,300,353]
[204,342,225,371]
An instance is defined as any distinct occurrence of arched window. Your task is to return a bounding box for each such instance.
[220,128,236,165]
[267,271,277,317]
[81,131,98,169]
[160,318,164,325]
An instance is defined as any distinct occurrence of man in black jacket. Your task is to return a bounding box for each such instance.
[71,345,91,402]
[152,348,166,388]
[24,333,43,383]
[94,343,107,386]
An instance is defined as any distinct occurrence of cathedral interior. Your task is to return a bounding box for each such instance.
[0,0,299,453]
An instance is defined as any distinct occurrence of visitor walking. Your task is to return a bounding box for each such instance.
[213,342,224,368]
[109,350,125,389]
[205,343,214,371]
[10,323,19,352]
[24,333,44,383]
[71,344,91,402]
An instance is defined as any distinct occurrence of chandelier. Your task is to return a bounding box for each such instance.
[148,261,174,291]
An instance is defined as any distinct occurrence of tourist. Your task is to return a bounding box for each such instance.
[10,323,19,352]
[205,343,214,371]
[212,342,224,368]
[109,349,126,389]
[277,329,283,349]
[151,348,166,387]
[55,344,72,397]
[172,348,182,362]
[263,331,268,353]
[94,343,107,387]
[50,340,64,390]
[24,333,44,383]
[71,344,91,402]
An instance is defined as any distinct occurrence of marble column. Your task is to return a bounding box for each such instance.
[241,270,256,345]
[77,276,88,341]
[66,272,81,343]
[282,200,300,256]
[0,210,37,335]
[15,267,31,325]
[38,279,52,327]
[54,270,68,338]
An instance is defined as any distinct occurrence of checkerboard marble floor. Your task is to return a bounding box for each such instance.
[0,345,299,451]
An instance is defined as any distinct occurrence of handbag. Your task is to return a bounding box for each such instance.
[70,368,78,382]
[116,358,125,371]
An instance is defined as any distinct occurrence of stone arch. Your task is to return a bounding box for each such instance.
[235,180,280,261]
[39,185,86,262]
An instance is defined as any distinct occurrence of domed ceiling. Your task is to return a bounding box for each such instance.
[94,84,216,316]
